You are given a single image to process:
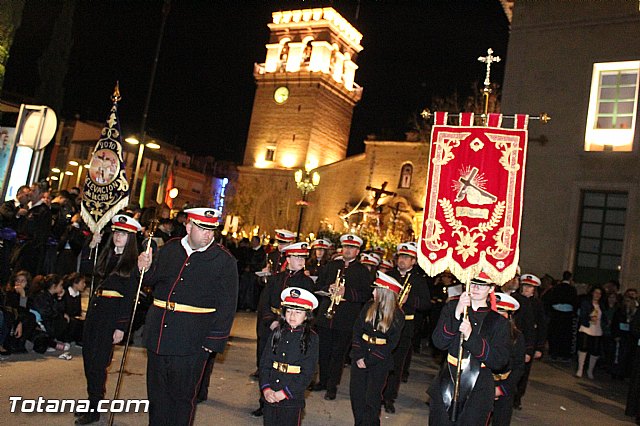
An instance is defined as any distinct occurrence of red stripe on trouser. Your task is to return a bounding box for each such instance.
[188,354,209,425]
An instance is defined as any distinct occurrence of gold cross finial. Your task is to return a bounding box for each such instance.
[478,48,501,88]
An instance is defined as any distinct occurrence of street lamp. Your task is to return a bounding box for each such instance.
[68,160,86,187]
[294,168,320,240]
[126,136,160,202]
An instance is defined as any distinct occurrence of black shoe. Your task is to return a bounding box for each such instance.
[251,407,263,417]
[311,382,326,392]
[75,412,100,424]
[401,375,409,383]
[384,400,395,414]
[324,390,336,400]
[250,369,259,379]
[513,403,522,410]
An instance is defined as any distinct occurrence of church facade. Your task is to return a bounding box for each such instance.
[501,0,640,286]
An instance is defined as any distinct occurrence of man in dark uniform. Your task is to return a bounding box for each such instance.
[546,271,578,361]
[11,182,51,275]
[312,233,372,400]
[251,241,314,417]
[513,273,546,410]
[382,242,431,414]
[137,207,238,426]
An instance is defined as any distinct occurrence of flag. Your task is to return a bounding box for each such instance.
[164,166,174,209]
[80,86,130,234]
[418,112,529,285]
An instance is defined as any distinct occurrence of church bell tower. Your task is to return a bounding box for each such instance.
[243,7,363,170]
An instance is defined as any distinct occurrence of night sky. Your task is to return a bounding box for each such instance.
[3,0,509,163]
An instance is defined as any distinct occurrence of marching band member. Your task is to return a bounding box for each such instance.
[350,271,404,426]
[382,242,430,414]
[306,238,331,277]
[491,293,525,426]
[252,242,315,417]
[360,253,380,274]
[513,273,545,410]
[137,207,238,426]
[428,272,510,425]
[378,259,394,274]
[76,214,140,425]
[266,229,296,273]
[312,234,372,400]
[259,287,319,426]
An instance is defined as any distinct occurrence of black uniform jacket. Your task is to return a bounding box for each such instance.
[495,333,526,397]
[513,292,536,357]
[87,271,136,332]
[351,301,405,368]
[260,269,314,328]
[388,266,431,335]
[432,301,510,371]
[430,300,510,409]
[143,238,239,355]
[315,259,373,331]
[259,326,319,408]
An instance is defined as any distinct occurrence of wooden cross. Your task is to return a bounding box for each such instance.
[478,48,501,87]
[365,181,397,209]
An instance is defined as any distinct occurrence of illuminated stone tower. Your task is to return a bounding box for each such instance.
[243,7,363,170]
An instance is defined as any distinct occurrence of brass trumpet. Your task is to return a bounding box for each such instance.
[397,273,412,307]
[325,269,344,319]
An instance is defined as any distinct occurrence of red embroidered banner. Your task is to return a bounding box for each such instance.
[418,113,529,285]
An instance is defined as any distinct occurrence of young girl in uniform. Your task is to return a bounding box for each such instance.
[491,292,525,426]
[428,271,511,426]
[259,287,319,426]
[350,271,405,426]
[76,214,140,425]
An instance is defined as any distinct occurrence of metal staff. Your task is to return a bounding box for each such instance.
[108,220,157,426]
[88,242,100,297]
[450,280,471,422]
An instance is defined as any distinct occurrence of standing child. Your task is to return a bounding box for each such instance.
[259,287,319,426]
[350,271,405,426]
[491,292,525,426]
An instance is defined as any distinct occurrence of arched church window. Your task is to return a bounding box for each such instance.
[279,41,290,71]
[302,40,313,64]
[398,163,413,189]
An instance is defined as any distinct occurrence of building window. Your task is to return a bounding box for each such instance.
[265,147,276,162]
[585,61,639,152]
[574,191,627,284]
[398,163,413,189]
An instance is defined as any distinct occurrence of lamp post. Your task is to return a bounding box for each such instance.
[68,160,87,188]
[126,137,160,202]
[294,168,320,241]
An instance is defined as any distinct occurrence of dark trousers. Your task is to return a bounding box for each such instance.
[492,393,514,426]
[514,361,533,406]
[318,326,352,392]
[82,324,115,407]
[196,352,217,401]
[548,312,574,358]
[263,405,302,426]
[383,331,412,402]
[147,350,210,426]
[350,362,389,426]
